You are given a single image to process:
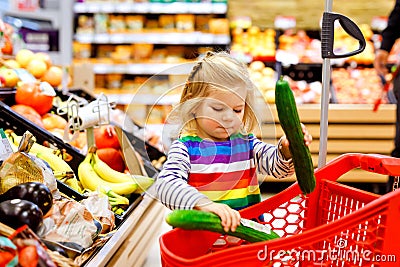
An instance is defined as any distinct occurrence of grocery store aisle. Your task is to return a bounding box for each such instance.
[141,193,275,267]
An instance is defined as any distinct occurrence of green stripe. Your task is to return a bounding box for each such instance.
[215,193,261,210]
[180,133,254,142]
[0,129,6,139]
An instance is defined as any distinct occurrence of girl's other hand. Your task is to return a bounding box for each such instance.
[195,201,241,232]
[280,123,313,159]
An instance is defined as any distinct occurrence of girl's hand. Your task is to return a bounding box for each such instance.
[280,123,312,159]
[195,200,241,232]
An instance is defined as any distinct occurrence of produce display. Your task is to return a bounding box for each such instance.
[275,76,316,195]
[0,49,64,89]
[331,67,386,104]
[230,26,276,62]
[0,77,158,265]
[277,29,321,64]
[166,209,280,243]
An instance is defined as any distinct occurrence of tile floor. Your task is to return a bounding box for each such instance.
[142,207,171,267]
[141,193,275,267]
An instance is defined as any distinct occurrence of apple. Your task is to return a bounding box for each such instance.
[32,52,52,68]
[0,75,5,87]
[94,125,121,150]
[26,59,47,78]
[97,147,126,172]
[15,49,34,68]
[41,66,63,87]
[0,68,19,87]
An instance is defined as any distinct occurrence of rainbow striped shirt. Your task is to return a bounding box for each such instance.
[156,133,294,210]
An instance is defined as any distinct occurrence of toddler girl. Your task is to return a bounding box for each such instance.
[155,51,312,232]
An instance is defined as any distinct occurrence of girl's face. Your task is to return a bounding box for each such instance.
[194,87,246,141]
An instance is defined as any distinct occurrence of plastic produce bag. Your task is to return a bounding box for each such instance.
[80,191,115,234]
[0,131,45,194]
[38,198,101,251]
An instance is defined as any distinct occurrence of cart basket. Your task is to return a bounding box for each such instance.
[160,153,400,267]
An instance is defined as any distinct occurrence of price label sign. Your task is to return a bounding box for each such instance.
[274,16,296,30]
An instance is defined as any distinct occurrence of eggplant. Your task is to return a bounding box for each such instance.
[0,199,43,232]
[0,182,53,215]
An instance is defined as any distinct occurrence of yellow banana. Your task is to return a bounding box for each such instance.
[7,130,56,155]
[78,151,138,195]
[91,151,133,183]
[91,150,155,194]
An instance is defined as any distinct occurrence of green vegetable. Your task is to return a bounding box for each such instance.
[165,209,280,243]
[275,76,316,194]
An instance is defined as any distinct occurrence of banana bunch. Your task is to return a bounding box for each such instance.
[5,130,83,193]
[78,147,138,196]
[88,147,154,194]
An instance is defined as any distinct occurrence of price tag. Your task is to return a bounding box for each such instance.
[274,16,296,30]
[371,16,388,31]
[0,129,13,162]
[240,218,274,235]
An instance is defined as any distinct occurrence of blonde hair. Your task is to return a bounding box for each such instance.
[168,51,259,136]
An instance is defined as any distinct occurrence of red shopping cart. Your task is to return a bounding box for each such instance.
[159,153,400,267]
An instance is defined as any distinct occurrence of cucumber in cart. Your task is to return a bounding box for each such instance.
[166,209,280,243]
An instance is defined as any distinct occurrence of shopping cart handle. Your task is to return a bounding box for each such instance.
[316,153,400,181]
[359,153,400,176]
[321,12,366,59]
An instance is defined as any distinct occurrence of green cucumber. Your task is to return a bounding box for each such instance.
[275,76,316,194]
[165,209,280,243]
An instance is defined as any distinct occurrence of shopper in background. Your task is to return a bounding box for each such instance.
[374,0,400,193]
[155,51,312,232]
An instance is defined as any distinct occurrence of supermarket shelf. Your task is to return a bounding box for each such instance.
[74,1,227,14]
[92,61,195,75]
[74,32,230,45]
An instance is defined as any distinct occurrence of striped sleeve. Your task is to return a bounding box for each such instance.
[154,140,207,210]
[252,136,294,179]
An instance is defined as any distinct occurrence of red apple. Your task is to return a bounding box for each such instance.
[94,125,121,149]
[97,148,125,172]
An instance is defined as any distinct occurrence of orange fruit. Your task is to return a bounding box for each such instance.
[15,49,34,68]
[41,66,63,87]
[26,59,47,78]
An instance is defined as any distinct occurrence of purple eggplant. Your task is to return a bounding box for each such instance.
[0,182,53,215]
[0,199,43,232]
